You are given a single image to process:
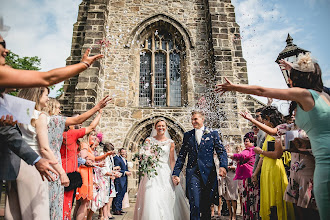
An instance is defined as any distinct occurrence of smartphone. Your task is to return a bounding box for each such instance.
[288,140,295,150]
[267,141,275,151]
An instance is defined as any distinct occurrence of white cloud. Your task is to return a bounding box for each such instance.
[1,0,81,97]
[232,0,299,89]
[1,0,81,71]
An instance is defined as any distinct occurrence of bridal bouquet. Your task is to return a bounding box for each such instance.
[132,142,164,179]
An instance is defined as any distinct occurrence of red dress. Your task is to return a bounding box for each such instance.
[60,128,86,220]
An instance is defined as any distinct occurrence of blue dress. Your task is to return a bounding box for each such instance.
[295,89,330,220]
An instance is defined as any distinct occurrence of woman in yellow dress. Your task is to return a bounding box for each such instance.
[252,106,295,220]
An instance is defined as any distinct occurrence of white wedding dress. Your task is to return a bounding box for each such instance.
[133,137,190,220]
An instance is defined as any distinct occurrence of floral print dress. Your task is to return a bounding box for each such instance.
[89,148,108,212]
[47,116,66,220]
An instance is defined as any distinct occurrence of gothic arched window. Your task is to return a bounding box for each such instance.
[139,30,183,107]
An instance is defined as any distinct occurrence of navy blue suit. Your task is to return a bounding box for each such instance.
[173,128,228,220]
[112,155,129,212]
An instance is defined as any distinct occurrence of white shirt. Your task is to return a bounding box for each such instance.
[195,125,205,145]
[120,155,127,165]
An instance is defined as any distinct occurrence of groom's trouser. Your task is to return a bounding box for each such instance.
[187,168,216,220]
[113,183,127,212]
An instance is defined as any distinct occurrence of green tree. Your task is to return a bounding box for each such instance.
[5,52,63,97]
[5,52,41,71]
[5,52,43,96]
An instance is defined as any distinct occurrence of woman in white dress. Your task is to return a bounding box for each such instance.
[133,118,190,220]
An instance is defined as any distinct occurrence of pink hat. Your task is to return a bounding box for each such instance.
[96,132,103,142]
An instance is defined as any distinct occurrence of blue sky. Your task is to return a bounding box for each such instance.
[0,0,329,108]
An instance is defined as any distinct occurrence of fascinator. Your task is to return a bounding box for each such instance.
[292,53,316,73]
[97,132,103,142]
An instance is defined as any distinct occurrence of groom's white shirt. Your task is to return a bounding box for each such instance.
[195,125,205,145]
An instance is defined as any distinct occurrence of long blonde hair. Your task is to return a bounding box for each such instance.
[18,87,49,111]
[43,97,60,116]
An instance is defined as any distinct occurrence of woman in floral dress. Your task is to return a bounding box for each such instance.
[45,98,110,220]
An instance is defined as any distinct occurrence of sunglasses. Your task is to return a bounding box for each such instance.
[0,41,5,49]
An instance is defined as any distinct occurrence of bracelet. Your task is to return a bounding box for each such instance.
[80,61,90,68]
[261,150,264,154]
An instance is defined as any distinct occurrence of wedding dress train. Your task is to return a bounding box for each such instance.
[133,137,190,220]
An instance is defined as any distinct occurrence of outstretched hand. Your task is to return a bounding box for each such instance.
[239,111,253,121]
[0,115,17,127]
[279,59,293,71]
[215,77,235,96]
[96,95,112,110]
[81,48,104,66]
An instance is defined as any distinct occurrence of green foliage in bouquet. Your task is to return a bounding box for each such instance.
[132,141,164,179]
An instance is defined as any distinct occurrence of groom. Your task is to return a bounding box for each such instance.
[172,110,228,220]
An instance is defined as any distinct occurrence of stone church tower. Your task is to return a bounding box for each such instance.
[60,0,263,197]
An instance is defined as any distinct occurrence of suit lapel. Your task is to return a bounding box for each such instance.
[199,128,210,149]
[190,130,199,152]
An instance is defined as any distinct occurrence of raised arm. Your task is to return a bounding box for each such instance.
[232,150,251,162]
[35,114,69,186]
[215,77,314,111]
[0,49,103,88]
[65,97,111,127]
[95,151,114,161]
[240,111,277,136]
[85,111,102,134]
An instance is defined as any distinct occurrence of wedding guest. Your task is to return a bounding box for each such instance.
[101,143,120,220]
[45,98,110,220]
[250,106,294,220]
[231,132,258,220]
[4,87,69,219]
[216,53,330,220]
[113,148,131,215]
[222,146,239,220]
[0,34,103,89]
[211,151,223,218]
[253,108,266,174]
[88,133,115,220]
[276,119,320,220]
[76,131,113,220]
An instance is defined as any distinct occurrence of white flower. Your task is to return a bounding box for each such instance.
[205,137,210,141]
[203,129,210,135]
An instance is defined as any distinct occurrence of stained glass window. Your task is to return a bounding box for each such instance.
[155,53,166,106]
[170,52,181,106]
[139,29,184,107]
[139,52,151,106]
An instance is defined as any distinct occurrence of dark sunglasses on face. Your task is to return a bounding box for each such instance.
[0,41,6,49]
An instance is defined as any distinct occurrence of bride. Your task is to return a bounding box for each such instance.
[133,118,190,220]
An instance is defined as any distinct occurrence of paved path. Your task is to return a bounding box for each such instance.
[1,200,243,220]
[91,203,243,220]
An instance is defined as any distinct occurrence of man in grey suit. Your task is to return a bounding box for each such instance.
[0,123,57,182]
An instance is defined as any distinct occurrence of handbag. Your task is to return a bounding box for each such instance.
[64,131,83,192]
[64,171,82,192]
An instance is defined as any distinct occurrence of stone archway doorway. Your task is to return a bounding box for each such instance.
[124,115,186,198]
